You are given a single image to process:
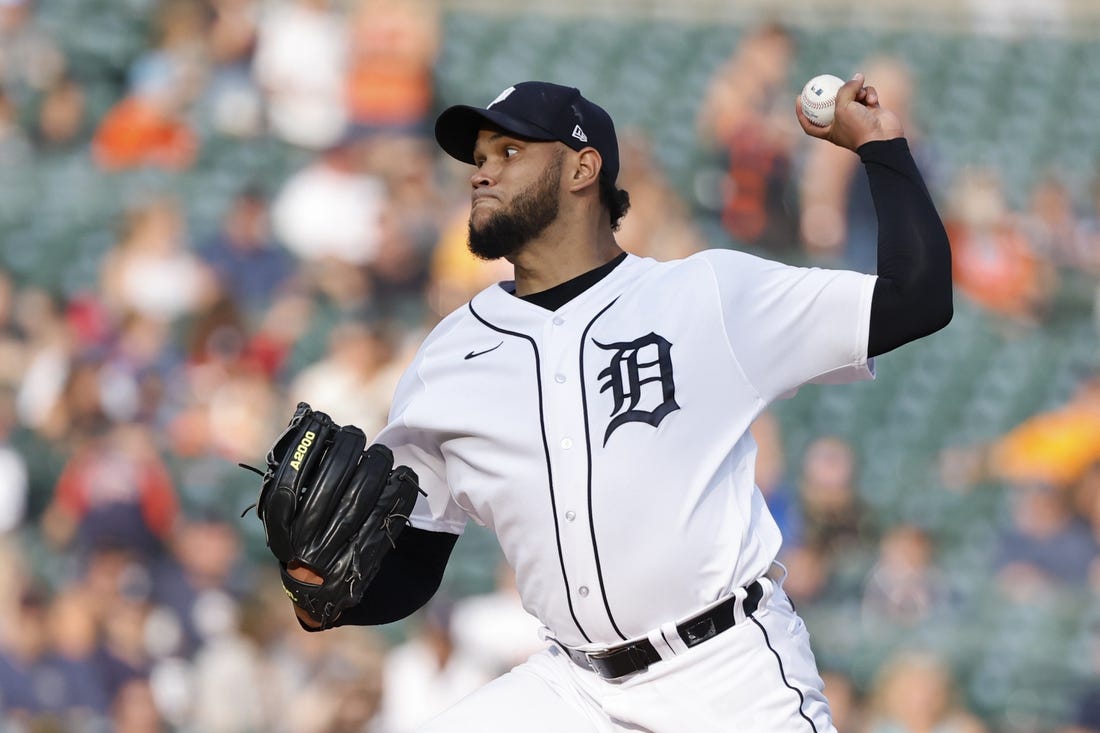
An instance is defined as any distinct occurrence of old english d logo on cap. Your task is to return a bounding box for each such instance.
[488,86,516,108]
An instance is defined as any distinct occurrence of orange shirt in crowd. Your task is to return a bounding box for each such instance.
[345,0,437,128]
[947,221,1045,320]
[92,96,197,171]
[992,402,1100,489]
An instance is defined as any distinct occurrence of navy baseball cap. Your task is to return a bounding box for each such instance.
[435,81,620,182]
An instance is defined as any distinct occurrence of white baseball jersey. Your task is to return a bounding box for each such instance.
[374,249,875,650]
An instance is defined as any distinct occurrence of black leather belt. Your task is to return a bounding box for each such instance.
[559,579,765,680]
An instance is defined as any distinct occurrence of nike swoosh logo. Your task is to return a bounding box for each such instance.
[465,341,503,360]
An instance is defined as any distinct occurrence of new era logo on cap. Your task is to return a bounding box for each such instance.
[433,80,620,182]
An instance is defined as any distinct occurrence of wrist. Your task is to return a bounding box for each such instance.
[857,136,909,161]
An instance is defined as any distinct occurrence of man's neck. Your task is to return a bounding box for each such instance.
[510,226,622,297]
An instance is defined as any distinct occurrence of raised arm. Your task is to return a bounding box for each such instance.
[797,73,952,357]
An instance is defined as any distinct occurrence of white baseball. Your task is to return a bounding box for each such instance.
[800,74,845,127]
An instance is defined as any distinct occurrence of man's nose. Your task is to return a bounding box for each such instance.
[470,162,497,188]
[470,169,493,188]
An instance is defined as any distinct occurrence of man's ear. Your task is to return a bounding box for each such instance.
[567,148,602,193]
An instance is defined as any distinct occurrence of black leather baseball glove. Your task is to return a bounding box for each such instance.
[243,402,421,629]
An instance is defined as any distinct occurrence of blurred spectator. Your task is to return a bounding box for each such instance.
[14,288,77,440]
[362,133,445,320]
[185,588,267,732]
[92,3,201,168]
[100,197,219,324]
[92,0,208,169]
[184,294,250,373]
[865,650,986,733]
[253,0,348,150]
[1080,174,1100,272]
[200,187,295,320]
[202,0,265,138]
[40,422,180,556]
[0,0,66,104]
[128,0,209,108]
[265,621,386,733]
[614,130,705,261]
[91,89,199,170]
[30,74,89,153]
[988,373,1100,491]
[797,435,868,553]
[239,290,316,379]
[0,585,51,720]
[104,312,181,424]
[197,359,282,462]
[112,677,166,733]
[798,56,927,271]
[97,561,168,708]
[287,318,403,437]
[821,668,866,733]
[0,387,28,534]
[944,167,1054,324]
[941,373,1100,497]
[696,22,800,255]
[379,597,490,733]
[345,0,439,135]
[0,271,27,389]
[861,524,953,628]
[42,589,112,724]
[271,133,390,267]
[784,435,870,603]
[992,482,1098,600]
[35,350,113,445]
[0,85,32,166]
[1022,174,1087,273]
[0,583,114,728]
[153,512,249,656]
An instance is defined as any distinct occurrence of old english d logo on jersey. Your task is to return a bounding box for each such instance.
[594,333,679,445]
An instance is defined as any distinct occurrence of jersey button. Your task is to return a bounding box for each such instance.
[565,510,576,522]
[560,438,573,450]
[578,586,589,597]
[552,316,564,326]
[554,374,566,384]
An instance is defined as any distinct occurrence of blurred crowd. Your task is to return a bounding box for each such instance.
[0,1,1099,732]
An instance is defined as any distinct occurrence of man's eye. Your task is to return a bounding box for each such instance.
[504,147,519,158]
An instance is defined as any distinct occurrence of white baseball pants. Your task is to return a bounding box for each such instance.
[416,577,837,733]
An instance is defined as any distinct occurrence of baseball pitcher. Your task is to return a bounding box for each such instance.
[248,76,951,732]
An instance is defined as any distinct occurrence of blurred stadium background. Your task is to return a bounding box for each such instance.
[2,0,1100,731]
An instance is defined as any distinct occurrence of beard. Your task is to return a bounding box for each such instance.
[467,153,563,261]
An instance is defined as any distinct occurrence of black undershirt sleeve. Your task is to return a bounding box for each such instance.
[300,527,458,630]
[861,138,953,358]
